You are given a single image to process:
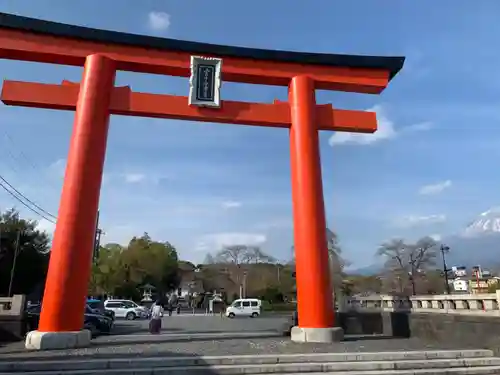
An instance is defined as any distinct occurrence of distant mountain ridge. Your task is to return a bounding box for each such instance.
[345,263,383,276]
[347,206,500,275]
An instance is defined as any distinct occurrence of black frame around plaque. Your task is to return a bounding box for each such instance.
[195,64,216,102]
[188,56,222,108]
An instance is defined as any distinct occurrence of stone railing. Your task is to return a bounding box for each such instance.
[345,291,500,316]
[0,295,26,342]
[0,295,25,316]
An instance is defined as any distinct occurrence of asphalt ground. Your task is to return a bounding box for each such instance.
[0,315,481,360]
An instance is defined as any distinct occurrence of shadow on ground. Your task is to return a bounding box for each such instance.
[343,335,400,342]
[111,326,183,335]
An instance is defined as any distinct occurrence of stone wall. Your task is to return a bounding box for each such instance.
[340,311,500,355]
[282,311,411,338]
[340,293,500,353]
[283,308,500,354]
[0,295,27,342]
[409,313,500,355]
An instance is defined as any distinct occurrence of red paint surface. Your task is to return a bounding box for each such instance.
[38,55,116,332]
[289,76,334,328]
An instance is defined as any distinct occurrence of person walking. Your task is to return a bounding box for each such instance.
[149,300,163,334]
[167,292,177,316]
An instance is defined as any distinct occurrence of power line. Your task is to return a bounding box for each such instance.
[2,132,42,174]
[0,177,56,223]
[0,175,56,220]
[0,129,60,217]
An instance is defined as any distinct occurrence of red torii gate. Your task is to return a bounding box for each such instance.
[0,13,404,349]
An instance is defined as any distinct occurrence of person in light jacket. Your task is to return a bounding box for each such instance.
[149,300,163,334]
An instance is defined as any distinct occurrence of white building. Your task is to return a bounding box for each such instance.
[452,266,467,278]
[452,278,469,292]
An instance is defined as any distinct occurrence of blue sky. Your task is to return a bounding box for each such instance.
[0,0,499,268]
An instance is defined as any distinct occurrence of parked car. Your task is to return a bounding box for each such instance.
[25,304,113,337]
[87,299,115,321]
[225,298,262,318]
[104,299,149,320]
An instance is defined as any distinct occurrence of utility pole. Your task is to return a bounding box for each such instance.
[440,244,451,294]
[93,210,103,262]
[7,230,21,297]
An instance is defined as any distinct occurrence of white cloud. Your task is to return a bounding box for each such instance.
[47,158,111,185]
[221,200,242,209]
[328,105,396,146]
[124,173,146,183]
[418,180,452,195]
[328,105,432,146]
[195,232,267,252]
[394,214,447,228]
[47,158,66,179]
[147,11,171,32]
[35,218,56,236]
[430,233,442,241]
[405,121,433,132]
[253,217,292,231]
[102,224,136,246]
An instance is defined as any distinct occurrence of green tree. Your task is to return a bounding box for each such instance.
[0,209,50,298]
[488,282,500,293]
[89,233,180,299]
[125,233,180,293]
[88,243,125,296]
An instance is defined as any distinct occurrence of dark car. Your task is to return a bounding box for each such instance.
[25,304,113,337]
[87,299,115,321]
[281,310,298,336]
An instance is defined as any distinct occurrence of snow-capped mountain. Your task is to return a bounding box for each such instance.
[440,207,500,268]
[462,207,500,237]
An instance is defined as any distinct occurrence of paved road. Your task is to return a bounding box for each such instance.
[112,314,287,336]
[0,315,481,360]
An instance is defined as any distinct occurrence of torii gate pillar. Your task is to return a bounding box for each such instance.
[288,76,340,341]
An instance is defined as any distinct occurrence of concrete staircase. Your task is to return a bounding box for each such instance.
[1,349,500,374]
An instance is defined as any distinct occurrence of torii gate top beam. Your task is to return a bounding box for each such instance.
[0,13,404,93]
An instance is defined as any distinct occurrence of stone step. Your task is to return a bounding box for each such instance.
[280,369,500,375]
[0,350,496,374]
[2,362,500,375]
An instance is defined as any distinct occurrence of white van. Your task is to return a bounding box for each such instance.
[225,298,261,318]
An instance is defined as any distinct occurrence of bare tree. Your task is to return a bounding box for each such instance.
[215,245,249,264]
[203,253,215,264]
[211,245,277,297]
[377,236,438,295]
[289,228,347,297]
[325,229,350,308]
[243,246,276,264]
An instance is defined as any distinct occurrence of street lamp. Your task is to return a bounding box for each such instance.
[440,244,451,294]
[242,271,248,298]
[407,265,416,296]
